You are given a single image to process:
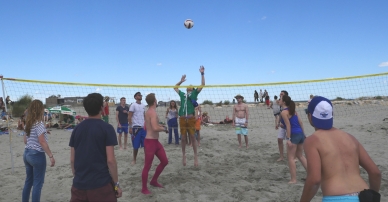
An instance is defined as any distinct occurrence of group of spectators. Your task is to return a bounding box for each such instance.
[17,66,382,202]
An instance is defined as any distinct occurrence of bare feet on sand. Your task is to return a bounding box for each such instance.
[194,156,199,167]
[131,160,136,165]
[119,147,123,150]
[288,180,297,184]
[182,155,186,166]
[277,157,284,162]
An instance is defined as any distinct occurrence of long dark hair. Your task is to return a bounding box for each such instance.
[169,100,177,110]
[282,95,295,116]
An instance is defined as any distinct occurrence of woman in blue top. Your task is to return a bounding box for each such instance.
[22,100,55,202]
[279,95,307,184]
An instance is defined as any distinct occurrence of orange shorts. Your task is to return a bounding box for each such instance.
[195,119,201,131]
[179,116,196,136]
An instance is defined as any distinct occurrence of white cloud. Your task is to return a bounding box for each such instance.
[157,63,162,66]
[378,61,388,67]
[261,16,267,20]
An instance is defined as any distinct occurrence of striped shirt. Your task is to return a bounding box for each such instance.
[25,121,48,152]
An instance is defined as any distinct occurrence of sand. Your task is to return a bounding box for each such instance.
[0,103,387,202]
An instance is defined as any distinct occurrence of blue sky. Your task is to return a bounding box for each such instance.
[1,1,388,101]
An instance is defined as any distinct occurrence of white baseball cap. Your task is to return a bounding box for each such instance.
[307,96,333,130]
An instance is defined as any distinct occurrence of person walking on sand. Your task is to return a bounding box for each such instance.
[102,96,110,123]
[22,100,55,202]
[279,94,307,184]
[259,89,263,103]
[141,93,169,195]
[69,93,122,201]
[300,96,381,202]
[232,94,249,149]
[275,90,288,161]
[128,92,146,165]
[165,100,179,145]
[116,97,129,150]
[254,90,259,103]
[173,65,205,166]
[264,90,270,108]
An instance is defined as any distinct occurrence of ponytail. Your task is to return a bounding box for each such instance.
[282,95,295,116]
[289,101,296,116]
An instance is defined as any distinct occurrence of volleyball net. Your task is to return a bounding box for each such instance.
[1,72,388,128]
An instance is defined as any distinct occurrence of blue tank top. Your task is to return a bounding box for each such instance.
[280,108,303,134]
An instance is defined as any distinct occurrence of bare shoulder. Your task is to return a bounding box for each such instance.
[146,109,156,116]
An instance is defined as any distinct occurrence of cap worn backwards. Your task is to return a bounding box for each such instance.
[307,96,333,130]
[134,92,141,98]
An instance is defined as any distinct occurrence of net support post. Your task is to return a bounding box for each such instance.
[0,75,15,174]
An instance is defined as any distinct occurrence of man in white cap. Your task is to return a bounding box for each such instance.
[300,96,381,202]
[232,94,249,149]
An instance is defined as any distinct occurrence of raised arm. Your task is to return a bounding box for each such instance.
[174,75,186,93]
[197,66,205,93]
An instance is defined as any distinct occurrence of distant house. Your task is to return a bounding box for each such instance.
[45,96,85,108]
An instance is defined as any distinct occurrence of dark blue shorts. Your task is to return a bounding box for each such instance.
[131,126,146,149]
[117,123,129,134]
[291,132,305,144]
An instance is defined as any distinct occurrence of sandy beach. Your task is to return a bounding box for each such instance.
[0,102,387,202]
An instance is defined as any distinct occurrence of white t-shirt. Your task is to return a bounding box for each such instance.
[129,102,146,127]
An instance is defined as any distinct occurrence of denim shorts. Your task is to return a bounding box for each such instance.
[291,132,305,144]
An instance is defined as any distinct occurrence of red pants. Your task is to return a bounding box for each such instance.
[141,139,168,192]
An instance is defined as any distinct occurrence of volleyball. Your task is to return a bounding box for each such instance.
[184,19,194,29]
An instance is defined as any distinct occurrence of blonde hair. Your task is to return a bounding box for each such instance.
[25,100,44,137]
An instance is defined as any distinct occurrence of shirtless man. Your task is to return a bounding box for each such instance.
[141,93,169,195]
[300,96,381,202]
[232,94,249,148]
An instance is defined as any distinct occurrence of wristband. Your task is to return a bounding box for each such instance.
[245,121,248,123]
[49,155,53,158]
[201,72,204,75]
[286,137,291,140]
